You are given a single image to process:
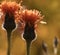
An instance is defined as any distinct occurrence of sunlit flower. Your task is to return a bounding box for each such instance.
[18,9,44,41]
[21,9,44,26]
[1,1,19,14]
[0,1,22,22]
[0,1,22,55]
[16,9,44,34]
[18,9,44,55]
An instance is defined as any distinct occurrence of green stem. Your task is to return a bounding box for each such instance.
[26,41,31,55]
[7,32,11,55]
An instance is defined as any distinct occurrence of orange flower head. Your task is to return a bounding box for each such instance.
[21,9,44,27]
[21,9,44,41]
[0,1,23,22]
[1,1,19,15]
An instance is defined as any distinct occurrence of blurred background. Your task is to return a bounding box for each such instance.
[0,0,60,55]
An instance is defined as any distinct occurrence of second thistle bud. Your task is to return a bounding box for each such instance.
[23,22,35,42]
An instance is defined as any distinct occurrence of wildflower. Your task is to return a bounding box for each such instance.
[0,1,22,55]
[18,9,44,41]
[19,9,44,55]
[17,9,44,34]
[0,1,22,20]
[21,9,44,27]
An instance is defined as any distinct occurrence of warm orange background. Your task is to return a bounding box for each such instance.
[0,0,60,55]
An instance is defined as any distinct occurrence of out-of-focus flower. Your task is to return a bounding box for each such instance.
[42,41,48,53]
[17,9,44,41]
[21,9,44,26]
[1,1,19,14]
[18,9,44,55]
[53,37,59,55]
[17,9,44,30]
[53,37,59,48]
[0,1,22,22]
[16,9,44,34]
[0,1,22,55]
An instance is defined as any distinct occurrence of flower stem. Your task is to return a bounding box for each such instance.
[26,41,31,55]
[7,31,11,55]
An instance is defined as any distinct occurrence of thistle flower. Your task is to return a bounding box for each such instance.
[1,1,19,14]
[0,1,22,55]
[0,1,22,22]
[19,9,44,41]
[20,9,44,27]
[18,9,44,55]
[16,9,44,35]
